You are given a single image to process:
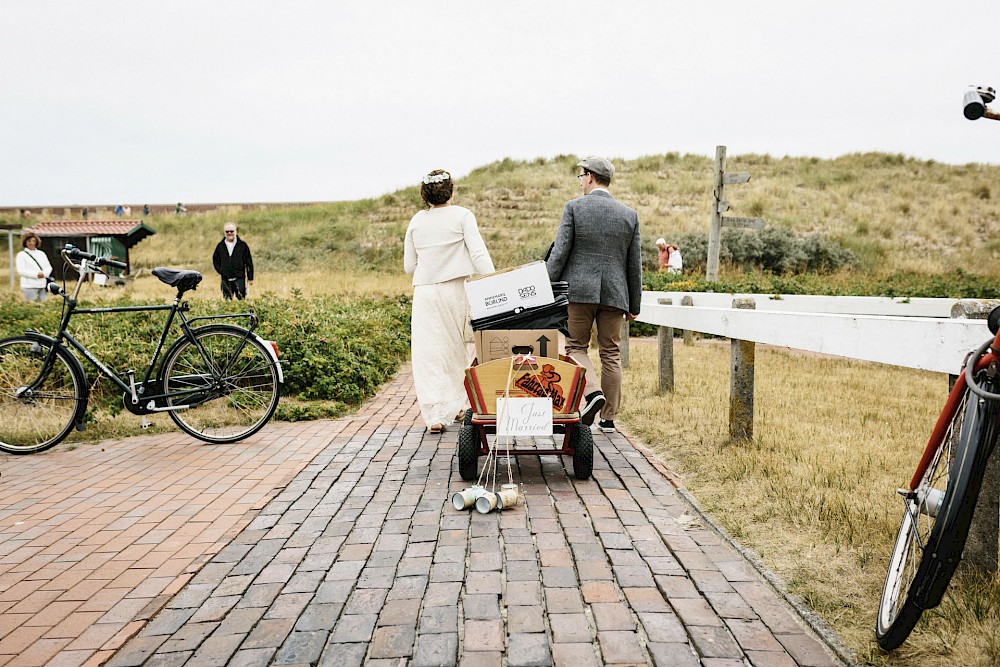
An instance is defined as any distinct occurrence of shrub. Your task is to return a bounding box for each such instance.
[666,227,855,275]
[0,293,412,415]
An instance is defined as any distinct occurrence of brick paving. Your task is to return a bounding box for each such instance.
[0,365,845,666]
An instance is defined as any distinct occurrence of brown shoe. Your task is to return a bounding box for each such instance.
[428,424,446,434]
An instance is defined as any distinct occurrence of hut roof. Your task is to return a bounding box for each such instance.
[25,220,156,249]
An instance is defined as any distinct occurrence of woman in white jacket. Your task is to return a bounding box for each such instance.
[16,232,52,301]
[404,170,495,433]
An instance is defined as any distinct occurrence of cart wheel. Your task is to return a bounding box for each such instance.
[458,424,479,481]
[463,409,473,426]
[570,424,594,480]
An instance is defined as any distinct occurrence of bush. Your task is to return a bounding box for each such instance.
[667,227,856,275]
[0,293,412,415]
[641,268,1000,299]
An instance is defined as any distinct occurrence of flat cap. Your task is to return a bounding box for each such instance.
[577,156,615,181]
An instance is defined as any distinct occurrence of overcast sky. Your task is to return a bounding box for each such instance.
[2,1,999,207]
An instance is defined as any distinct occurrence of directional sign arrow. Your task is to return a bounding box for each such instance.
[722,171,751,185]
[717,200,730,213]
[721,216,766,229]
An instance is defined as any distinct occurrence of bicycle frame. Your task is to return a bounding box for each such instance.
[909,334,1000,491]
[34,252,260,411]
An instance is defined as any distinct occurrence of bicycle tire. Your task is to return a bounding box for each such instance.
[876,374,1000,649]
[161,325,280,444]
[0,336,86,454]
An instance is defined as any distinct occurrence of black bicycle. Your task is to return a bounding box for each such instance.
[0,246,283,454]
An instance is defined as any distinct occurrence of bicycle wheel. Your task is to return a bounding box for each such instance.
[162,325,279,444]
[0,336,85,454]
[876,376,1000,649]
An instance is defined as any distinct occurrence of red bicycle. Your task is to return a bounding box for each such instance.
[876,306,1000,649]
[876,83,1000,650]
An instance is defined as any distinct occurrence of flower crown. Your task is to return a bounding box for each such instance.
[422,171,451,185]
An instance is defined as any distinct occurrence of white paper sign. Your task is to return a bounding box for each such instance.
[497,398,553,436]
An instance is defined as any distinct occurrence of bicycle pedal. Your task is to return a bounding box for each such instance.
[141,416,153,430]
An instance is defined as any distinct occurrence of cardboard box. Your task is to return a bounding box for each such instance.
[464,356,585,417]
[474,329,563,364]
[464,261,554,320]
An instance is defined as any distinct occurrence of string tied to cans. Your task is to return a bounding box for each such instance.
[453,353,551,514]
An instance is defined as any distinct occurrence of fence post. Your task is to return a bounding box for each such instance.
[681,295,695,346]
[657,298,674,394]
[621,318,630,369]
[953,299,1000,574]
[730,298,756,441]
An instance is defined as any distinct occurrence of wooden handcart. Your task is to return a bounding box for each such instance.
[459,356,594,481]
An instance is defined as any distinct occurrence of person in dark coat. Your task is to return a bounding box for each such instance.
[212,222,254,299]
[545,157,642,434]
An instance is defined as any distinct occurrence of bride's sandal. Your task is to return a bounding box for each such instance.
[428,424,446,434]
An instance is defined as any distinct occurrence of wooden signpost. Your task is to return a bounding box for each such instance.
[706,146,766,281]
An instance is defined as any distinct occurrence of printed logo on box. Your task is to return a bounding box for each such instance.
[517,285,537,300]
[484,293,508,309]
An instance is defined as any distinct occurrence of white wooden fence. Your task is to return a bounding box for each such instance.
[634,290,1000,572]
[638,291,995,375]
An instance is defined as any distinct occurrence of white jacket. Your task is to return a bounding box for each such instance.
[16,248,53,289]
[404,205,495,285]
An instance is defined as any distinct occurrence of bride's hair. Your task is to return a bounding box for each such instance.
[420,170,453,207]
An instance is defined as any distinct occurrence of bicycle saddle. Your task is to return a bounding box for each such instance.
[152,267,203,292]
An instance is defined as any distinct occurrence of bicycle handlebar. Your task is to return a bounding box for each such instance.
[64,245,128,270]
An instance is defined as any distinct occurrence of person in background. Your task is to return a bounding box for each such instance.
[123,205,132,217]
[546,156,642,434]
[212,222,254,300]
[404,169,495,434]
[81,207,88,219]
[142,204,150,216]
[666,243,683,274]
[175,202,187,214]
[114,204,124,217]
[16,232,52,302]
[656,237,671,270]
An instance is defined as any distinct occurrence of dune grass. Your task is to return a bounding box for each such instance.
[4,151,1000,284]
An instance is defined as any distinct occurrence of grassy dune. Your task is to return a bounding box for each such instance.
[5,151,1000,284]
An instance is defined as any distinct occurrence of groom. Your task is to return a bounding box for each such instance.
[545,156,642,434]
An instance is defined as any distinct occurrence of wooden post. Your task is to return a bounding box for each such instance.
[706,147,762,284]
[681,295,695,346]
[621,318,630,369]
[953,299,1000,574]
[706,146,726,282]
[657,298,674,394]
[7,230,14,289]
[730,298,755,441]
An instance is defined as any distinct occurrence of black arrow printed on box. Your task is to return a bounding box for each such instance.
[536,335,550,357]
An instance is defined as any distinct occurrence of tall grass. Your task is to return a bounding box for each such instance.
[4,151,1000,284]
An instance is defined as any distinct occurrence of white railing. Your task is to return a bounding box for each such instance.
[642,291,960,317]
[636,292,995,375]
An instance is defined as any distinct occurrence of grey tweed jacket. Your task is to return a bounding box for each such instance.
[545,190,642,315]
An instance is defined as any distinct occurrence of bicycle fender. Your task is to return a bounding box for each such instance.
[18,331,90,427]
[248,332,284,384]
[916,391,1000,608]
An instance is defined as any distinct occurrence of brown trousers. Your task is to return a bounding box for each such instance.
[565,303,625,421]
